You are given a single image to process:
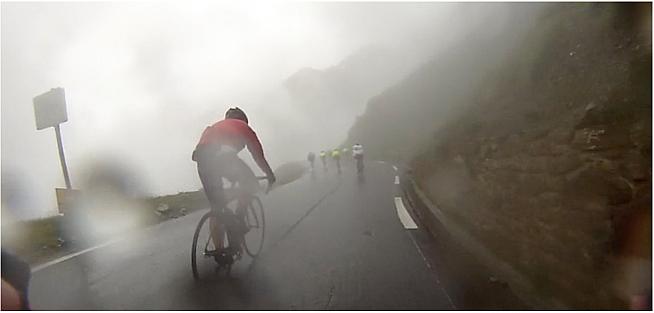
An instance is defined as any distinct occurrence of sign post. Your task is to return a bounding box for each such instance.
[33,87,76,213]
[54,124,72,189]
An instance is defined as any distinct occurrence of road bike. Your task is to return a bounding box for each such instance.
[191,177,268,279]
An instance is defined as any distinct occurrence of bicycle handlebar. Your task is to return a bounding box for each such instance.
[256,175,274,194]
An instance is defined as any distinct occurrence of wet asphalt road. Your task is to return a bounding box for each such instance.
[29,161,454,310]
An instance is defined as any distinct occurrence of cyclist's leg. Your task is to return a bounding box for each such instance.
[197,158,226,250]
[221,156,258,254]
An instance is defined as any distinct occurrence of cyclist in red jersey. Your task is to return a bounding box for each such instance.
[192,107,276,256]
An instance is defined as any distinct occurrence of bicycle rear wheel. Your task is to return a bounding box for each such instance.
[191,211,219,280]
[243,197,265,257]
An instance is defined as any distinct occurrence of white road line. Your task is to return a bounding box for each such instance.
[394,176,400,185]
[392,165,398,171]
[31,238,121,273]
[394,197,417,229]
[407,232,457,309]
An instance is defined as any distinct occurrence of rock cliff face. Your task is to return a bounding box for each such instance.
[348,3,651,308]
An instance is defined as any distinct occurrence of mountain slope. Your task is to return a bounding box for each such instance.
[284,45,414,150]
[346,3,651,308]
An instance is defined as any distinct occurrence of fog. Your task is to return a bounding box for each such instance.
[2,2,527,219]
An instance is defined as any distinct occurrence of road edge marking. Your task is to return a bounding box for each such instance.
[31,238,122,273]
[407,231,457,309]
[394,197,417,229]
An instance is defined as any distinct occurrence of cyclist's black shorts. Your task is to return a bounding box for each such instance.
[195,144,258,212]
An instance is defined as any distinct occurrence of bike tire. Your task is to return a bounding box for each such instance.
[243,197,266,257]
[191,211,213,280]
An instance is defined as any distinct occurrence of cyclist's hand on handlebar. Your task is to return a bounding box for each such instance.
[266,174,276,194]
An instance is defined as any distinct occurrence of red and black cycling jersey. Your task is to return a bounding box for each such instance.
[195,119,273,176]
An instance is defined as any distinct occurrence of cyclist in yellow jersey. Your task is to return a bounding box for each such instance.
[331,149,342,174]
[319,150,327,171]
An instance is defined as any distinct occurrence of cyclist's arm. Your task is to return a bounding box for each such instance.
[241,125,274,177]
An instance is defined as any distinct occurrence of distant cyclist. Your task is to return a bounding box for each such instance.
[320,150,327,171]
[352,143,364,174]
[332,149,342,174]
[192,107,276,257]
[307,152,316,169]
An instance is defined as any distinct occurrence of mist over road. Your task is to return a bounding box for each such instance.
[29,161,453,310]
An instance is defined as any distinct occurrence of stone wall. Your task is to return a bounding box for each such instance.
[412,4,651,308]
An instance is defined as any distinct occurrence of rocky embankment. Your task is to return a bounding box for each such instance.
[348,3,651,309]
[412,5,651,308]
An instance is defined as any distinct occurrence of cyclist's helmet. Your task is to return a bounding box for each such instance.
[225,107,249,124]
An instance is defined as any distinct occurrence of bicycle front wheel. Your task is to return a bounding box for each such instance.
[191,211,218,280]
[243,197,266,257]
